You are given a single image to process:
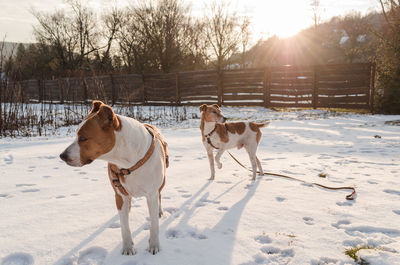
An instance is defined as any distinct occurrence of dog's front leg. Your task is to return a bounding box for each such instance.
[118,195,135,255]
[146,192,160,254]
[204,144,215,180]
[215,149,225,170]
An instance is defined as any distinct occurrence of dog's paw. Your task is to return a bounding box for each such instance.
[208,175,215,180]
[148,243,160,255]
[121,246,136,255]
[159,209,164,218]
[217,162,223,169]
[258,171,264,176]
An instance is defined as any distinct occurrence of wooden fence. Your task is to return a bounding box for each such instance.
[4,62,375,110]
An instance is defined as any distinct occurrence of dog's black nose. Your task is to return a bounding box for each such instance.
[59,151,68,162]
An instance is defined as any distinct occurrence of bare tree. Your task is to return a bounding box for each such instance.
[32,0,100,74]
[117,0,201,73]
[310,0,321,29]
[239,16,251,68]
[96,6,123,72]
[204,1,241,72]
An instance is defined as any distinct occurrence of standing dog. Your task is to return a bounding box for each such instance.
[200,104,268,180]
[60,100,168,255]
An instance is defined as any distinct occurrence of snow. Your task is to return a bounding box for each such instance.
[1,107,400,265]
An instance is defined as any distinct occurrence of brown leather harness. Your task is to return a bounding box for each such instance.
[204,124,225,149]
[108,124,168,196]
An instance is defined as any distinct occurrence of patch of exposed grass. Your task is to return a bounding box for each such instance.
[345,245,376,264]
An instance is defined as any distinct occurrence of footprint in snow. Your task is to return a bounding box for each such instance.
[254,234,272,244]
[181,194,192,198]
[77,247,107,265]
[79,172,87,175]
[392,210,400,215]
[16,184,36,187]
[216,180,232,184]
[275,197,286,202]
[3,154,14,165]
[368,180,378,184]
[303,217,314,225]
[336,201,354,207]
[310,257,339,265]
[164,207,179,214]
[21,189,40,193]
[43,175,52,178]
[384,189,400,196]
[56,195,66,199]
[200,198,220,204]
[260,246,281,254]
[188,231,207,240]
[166,229,184,239]
[195,201,206,207]
[1,252,34,265]
[218,206,229,211]
[0,193,11,198]
[331,219,351,229]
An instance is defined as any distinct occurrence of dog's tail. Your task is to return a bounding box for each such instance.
[255,121,270,128]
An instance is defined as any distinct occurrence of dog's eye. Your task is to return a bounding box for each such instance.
[78,136,88,143]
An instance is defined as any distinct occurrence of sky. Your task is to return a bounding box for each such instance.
[0,0,379,43]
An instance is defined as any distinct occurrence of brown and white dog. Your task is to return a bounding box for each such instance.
[59,101,167,255]
[200,104,268,180]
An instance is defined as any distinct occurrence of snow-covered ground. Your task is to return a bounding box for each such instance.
[1,107,400,265]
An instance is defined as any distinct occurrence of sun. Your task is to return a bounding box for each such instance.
[250,0,313,39]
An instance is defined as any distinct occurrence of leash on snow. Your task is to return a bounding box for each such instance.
[227,151,356,201]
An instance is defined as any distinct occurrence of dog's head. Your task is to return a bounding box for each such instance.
[59,100,121,167]
[199,104,226,123]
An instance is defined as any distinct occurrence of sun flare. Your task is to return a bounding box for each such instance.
[249,0,313,38]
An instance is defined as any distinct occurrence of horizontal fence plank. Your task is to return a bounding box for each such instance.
[224,88,264,94]
[318,95,368,104]
[222,101,264,106]
[318,87,368,95]
[223,94,264,101]
[316,103,369,109]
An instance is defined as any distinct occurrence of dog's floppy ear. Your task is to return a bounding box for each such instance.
[97,104,120,130]
[90,100,104,114]
[212,104,220,109]
[199,104,207,112]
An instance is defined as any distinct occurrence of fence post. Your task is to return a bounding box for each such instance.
[82,77,88,103]
[37,79,42,102]
[110,74,116,105]
[58,78,64,104]
[175,72,180,105]
[264,68,270,108]
[217,70,223,105]
[370,62,376,114]
[312,65,318,109]
[142,74,146,104]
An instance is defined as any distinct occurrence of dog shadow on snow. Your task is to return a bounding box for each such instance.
[52,176,260,265]
[112,176,260,265]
